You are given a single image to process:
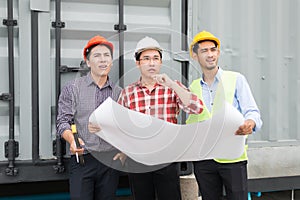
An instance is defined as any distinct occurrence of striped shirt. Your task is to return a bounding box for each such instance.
[56,72,122,153]
[118,79,203,124]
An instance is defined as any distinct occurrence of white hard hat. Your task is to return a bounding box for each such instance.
[134,36,162,59]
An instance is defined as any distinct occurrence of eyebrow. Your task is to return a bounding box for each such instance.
[141,55,160,58]
[93,52,111,55]
[201,46,217,50]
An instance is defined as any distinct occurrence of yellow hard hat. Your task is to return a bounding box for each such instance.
[190,30,220,56]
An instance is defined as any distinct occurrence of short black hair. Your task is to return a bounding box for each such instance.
[135,50,162,61]
[86,44,113,60]
[192,40,218,54]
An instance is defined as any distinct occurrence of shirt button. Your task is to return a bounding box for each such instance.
[211,103,213,106]
[210,90,213,93]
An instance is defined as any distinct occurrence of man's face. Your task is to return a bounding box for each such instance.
[136,49,162,79]
[86,45,113,79]
[192,41,220,71]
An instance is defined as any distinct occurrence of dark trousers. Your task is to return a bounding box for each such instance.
[194,160,248,200]
[129,163,182,200]
[69,153,119,200]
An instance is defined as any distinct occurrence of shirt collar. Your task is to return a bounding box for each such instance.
[85,72,113,89]
[135,77,160,88]
[200,66,223,85]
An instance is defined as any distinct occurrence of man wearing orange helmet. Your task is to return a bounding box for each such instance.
[187,30,262,200]
[56,35,122,200]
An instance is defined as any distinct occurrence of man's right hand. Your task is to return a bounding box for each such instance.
[70,138,85,155]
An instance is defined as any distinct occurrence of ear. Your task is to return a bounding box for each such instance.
[86,60,91,68]
[191,52,198,61]
[136,60,140,69]
[217,48,220,57]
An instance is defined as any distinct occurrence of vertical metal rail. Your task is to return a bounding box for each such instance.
[181,0,189,124]
[114,0,127,88]
[1,0,19,176]
[53,0,65,173]
[31,11,40,164]
[177,0,193,176]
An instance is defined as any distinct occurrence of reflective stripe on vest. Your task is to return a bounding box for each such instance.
[186,71,248,163]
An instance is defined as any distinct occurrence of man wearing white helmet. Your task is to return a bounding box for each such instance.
[117,36,204,200]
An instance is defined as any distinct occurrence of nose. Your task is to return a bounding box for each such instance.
[99,55,108,62]
[207,50,214,57]
[149,58,155,65]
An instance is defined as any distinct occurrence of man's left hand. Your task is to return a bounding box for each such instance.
[235,119,256,135]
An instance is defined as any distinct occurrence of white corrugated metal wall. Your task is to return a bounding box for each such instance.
[188,0,300,178]
[49,0,183,158]
[0,0,182,160]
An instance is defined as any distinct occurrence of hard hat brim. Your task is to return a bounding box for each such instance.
[136,47,162,55]
[189,33,221,57]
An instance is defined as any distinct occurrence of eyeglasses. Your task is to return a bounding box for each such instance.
[139,56,161,63]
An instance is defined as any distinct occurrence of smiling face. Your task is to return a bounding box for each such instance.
[192,40,220,71]
[86,45,113,81]
[136,49,162,81]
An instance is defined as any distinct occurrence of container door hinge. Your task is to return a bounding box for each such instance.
[114,24,127,31]
[52,139,66,156]
[0,93,13,101]
[51,21,65,28]
[4,140,19,158]
[2,19,17,26]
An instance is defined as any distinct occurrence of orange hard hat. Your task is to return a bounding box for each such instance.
[83,35,114,60]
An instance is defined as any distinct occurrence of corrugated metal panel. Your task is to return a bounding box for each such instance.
[189,0,300,179]
[189,0,300,145]
[51,0,181,158]
[0,0,22,161]
[49,0,183,115]
[1,0,183,161]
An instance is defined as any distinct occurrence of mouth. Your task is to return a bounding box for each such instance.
[148,69,156,73]
[206,59,215,64]
[98,65,108,70]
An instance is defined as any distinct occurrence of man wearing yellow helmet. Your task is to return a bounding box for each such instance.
[187,30,262,200]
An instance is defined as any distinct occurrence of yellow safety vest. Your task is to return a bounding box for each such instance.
[186,71,248,163]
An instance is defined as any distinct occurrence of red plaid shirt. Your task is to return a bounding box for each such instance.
[118,79,203,124]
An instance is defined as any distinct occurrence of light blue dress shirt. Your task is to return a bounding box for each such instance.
[199,67,262,132]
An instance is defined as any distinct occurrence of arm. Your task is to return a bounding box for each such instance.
[56,84,84,154]
[235,74,263,134]
[62,129,85,155]
[152,74,203,114]
[152,74,190,105]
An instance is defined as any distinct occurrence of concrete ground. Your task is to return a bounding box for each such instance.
[117,175,300,200]
[117,190,300,200]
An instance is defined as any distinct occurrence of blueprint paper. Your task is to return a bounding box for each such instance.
[89,97,246,166]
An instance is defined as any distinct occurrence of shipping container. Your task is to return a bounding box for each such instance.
[0,0,299,197]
